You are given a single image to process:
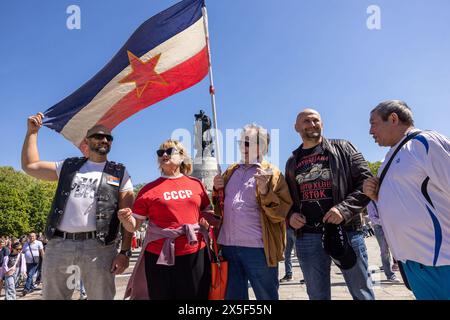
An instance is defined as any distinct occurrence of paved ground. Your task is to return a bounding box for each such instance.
[4,236,414,300]
[274,237,414,300]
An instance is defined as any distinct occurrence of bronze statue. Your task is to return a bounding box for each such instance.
[194,110,214,158]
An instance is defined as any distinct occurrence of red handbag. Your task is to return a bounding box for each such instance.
[208,226,228,300]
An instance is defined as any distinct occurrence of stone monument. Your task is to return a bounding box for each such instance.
[191,110,219,193]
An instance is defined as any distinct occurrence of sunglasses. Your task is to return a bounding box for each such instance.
[238,140,251,147]
[239,135,262,148]
[90,134,113,142]
[156,147,179,157]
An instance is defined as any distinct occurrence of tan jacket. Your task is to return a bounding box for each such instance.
[212,161,293,267]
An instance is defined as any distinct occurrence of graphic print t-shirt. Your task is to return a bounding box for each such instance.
[132,176,211,256]
[295,143,334,233]
[7,253,19,269]
[55,160,133,233]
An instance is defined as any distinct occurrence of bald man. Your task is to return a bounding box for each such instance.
[284,109,375,300]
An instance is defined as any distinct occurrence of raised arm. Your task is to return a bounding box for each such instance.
[21,113,58,181]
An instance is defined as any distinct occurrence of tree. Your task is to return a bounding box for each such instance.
[368,161,382,176]
[0,183,31,237]
[0,166,56,237]
[27,181,56,234]
[133,183,147,196]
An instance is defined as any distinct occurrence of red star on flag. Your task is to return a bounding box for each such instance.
[119,51,168,98]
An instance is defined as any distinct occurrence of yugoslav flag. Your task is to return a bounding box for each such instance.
[43,0,209,147]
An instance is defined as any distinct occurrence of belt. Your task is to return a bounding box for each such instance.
[54,229,97,241]
[344,225,362,233]
[295,225,361,238]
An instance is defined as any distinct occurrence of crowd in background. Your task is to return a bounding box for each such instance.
[0,232,46,299]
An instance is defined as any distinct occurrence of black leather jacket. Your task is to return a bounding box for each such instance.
[285,138,372,232]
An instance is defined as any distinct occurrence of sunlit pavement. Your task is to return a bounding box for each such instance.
[9,237,414,300]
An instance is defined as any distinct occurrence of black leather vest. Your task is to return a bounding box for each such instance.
[45,157,126,245]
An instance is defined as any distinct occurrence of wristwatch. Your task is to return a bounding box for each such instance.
[119,249,132,258]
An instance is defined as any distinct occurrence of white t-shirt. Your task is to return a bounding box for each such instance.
[23,240,44,264]
[55,160,133,233]
[377,130,450,266]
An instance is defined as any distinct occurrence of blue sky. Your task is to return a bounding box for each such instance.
[1,0,449,185]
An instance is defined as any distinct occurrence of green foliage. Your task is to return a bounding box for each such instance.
[368,161,382,176]
[0,166,56,237]
[133,183,147,196]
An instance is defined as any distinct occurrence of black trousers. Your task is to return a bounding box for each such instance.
[144,247,211,300]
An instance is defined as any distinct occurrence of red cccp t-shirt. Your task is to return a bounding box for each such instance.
[133,175,210,256]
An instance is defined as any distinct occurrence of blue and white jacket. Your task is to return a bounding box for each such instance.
[377,129,450,266]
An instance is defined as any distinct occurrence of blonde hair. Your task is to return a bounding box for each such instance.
[158,139,193,175]
[241,123,270,155]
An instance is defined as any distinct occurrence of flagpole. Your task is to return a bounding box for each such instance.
[201,3,221,173]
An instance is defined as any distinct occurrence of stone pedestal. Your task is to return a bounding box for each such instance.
[191,156,219,194]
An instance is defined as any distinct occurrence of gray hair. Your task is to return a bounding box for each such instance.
[241,123,270,155]
[371,100,414,126]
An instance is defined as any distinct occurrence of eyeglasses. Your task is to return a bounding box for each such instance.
[89,134,113,142]
[156,147,179,157]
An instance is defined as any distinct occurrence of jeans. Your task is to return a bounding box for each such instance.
[221,246,279,300]
[373,224,394,279]
[296,231,375,300]
[42,238,117,300]
[4,272,18,300]
[36,261,42,283]
[284,227,296,277]
[25,262,39,291]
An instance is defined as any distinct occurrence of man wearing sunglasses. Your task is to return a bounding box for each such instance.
[285,109,375,300]
[21,113,134,300]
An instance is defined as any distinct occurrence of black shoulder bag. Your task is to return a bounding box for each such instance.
[27,241,37,264]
